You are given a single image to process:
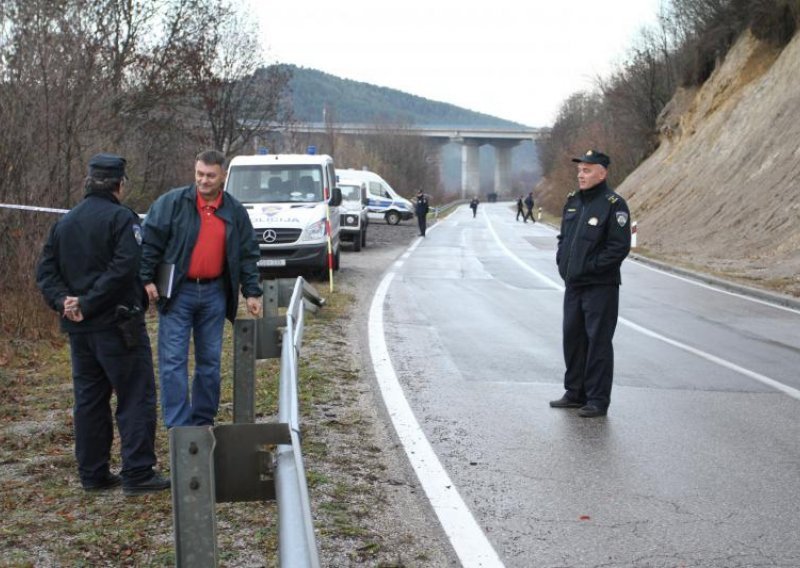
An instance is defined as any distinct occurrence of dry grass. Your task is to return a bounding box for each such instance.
[1,281,440,567]
[0,313,281,567]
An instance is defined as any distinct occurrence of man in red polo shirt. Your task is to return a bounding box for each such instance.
[140,149,263,428]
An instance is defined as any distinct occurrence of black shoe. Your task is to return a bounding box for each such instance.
[123,473,171,496]
[578,405,607,418]
[549,396,584,408]
[83,472,121,492]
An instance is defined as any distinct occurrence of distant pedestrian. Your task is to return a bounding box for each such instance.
[469,197,479,218]
[140,149,263,429]
[516,196,524,221]
[550,150,631,418]
[523,192,536,223]
[415,190,430,236]
[36,153,169,495]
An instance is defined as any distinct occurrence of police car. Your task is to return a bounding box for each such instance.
[334,168,414,225]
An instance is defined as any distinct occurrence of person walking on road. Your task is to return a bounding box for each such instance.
[415,190,430,236]
[516,196,525,221]
[36,153,170,495]
[139,149,263,429]
[550,150,631,418]
[523,192,536,223]
[469,196,479,218]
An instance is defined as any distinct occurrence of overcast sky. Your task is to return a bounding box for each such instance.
[247,0,665,127]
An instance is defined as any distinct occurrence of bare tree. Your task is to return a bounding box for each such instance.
[181,8,292,156]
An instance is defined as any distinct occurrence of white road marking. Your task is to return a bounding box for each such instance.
[633,260,800,315]
[483,207,800,401]
[515,211,799,315]
[368,210,505,568]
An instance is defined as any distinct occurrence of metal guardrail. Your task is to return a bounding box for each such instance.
[170,277,324,568]
[433,199,468,218]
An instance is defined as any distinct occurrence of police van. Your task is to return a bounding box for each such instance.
[334,168,414,225]
[225,153,342,276]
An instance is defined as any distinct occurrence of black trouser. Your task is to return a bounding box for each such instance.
[516,208,523,220]
[69,321,157,486]
[523,208,535,222]
[562,284,619,409]
[417,213,427,236]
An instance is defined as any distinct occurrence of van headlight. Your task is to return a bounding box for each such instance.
[342,214,359,227]
[302,219,326,241]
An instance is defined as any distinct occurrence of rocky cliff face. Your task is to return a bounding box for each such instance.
[618,31,800,296]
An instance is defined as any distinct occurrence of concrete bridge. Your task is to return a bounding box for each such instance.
[257,123,549,197]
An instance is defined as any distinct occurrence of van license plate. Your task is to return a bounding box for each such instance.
[258,259,286,267]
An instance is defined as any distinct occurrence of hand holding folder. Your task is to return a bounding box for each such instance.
[155,263,176,299]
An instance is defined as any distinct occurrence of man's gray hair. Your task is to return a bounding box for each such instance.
[196,149,226,169]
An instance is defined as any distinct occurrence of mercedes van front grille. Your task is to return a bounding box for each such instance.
[254,228,302,245]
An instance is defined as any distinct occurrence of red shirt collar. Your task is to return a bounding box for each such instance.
[196,188,223,211]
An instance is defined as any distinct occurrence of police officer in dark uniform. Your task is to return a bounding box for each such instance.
[469,197,479,218]
[36,153,170,495]
[415,190,430,236]
[550,150,631,418]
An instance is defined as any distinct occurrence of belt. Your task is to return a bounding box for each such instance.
[189,277,220,285]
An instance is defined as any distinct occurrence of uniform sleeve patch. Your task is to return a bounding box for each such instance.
[616,212,629,227]
[133,224,143,245]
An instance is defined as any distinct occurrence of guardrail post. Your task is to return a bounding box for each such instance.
[171,427,218,568]
[233,319,256,424]
[257,278,281,359]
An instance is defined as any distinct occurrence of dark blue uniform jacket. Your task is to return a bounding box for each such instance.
[139,184,262,322]
[556,181,631,287]
[36,191,146,333]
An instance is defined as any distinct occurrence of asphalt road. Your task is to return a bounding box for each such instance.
[371,203,800,568]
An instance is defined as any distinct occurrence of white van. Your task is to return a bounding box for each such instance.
[334,168,414,225]
[225,153,342,276]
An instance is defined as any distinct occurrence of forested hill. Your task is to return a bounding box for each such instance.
[282,64,525,128]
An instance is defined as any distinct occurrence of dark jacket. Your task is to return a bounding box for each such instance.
[139,184,262,322]
[36,192,147,333]
[524,194,534,209]
[415,195,429,217]
[556,181,631,287]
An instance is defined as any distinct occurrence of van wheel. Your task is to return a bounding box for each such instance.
[352,233,362,252]
[334,247,340,270]
[385,211,400,225]
[361,227,367,248]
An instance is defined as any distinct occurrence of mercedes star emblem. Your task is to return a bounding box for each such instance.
[262,229,278,244]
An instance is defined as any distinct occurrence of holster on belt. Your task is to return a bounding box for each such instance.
[115,305,143,349]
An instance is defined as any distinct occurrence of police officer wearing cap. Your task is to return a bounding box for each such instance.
[415,190,430,236]
[550,150,631,418]
[36,153,170,494]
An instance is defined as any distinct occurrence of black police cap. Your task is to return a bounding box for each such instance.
[571,150,610,168]
[88,153,127,179]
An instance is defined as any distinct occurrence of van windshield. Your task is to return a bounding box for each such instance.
[227,165,324,203]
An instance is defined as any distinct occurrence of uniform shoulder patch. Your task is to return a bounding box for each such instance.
[567,191,577,198]
[133,224,143,246]
[607,195,619,204]
[615,211,629,227]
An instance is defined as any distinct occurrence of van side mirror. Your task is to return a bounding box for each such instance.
[329,186,342,207]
